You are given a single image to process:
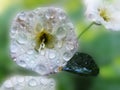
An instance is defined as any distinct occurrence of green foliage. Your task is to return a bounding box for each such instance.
[0,0,120,90]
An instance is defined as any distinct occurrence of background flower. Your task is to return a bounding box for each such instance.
[84,0,120,30]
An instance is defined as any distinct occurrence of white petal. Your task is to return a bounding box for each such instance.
[0,76,56,90]
[10,7,78,75]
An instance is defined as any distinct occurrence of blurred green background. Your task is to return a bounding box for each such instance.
[0,0,120,90]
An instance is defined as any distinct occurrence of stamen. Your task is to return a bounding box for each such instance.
[39,39,45,51]
[98,8,110,22]
[34,28,55,52]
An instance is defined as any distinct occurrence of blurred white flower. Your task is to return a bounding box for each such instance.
[0,75,56,90]
[84,0,120,30]
[10,7,78,75]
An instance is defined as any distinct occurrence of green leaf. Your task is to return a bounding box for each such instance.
[62,52,99,76]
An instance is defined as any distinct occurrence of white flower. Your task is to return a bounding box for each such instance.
[84,0,120,30]
[10,7,78,75]
[0,75,56,90]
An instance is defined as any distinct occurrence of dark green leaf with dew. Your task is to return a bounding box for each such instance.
[62,52,99,76]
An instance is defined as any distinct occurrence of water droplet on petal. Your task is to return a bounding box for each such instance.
[10,43,18,53]
[45,8,55,20]
[40,78,49,85]
[48,51,56,59]
[34,64,47,75]
[4,80,13,89]
[28,79,37,87]
[27,50,34,55]
[56,27,66,39]
[17,33,27,44]
[56,60,60,65]
[28,12,34,19]
[17,77,25,83]
[58,11,66,20]
[56,41,63,48]
[18,12,26,21]
[66,42,75,50]
[63,52,72,61]
[49,79,55,88]
[40,50,46,56]
[16,60,26,67]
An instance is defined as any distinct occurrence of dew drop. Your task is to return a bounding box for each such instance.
[40,50,46,56]
[17,33,27,44]
[28,12,34,20]
[58,11,66,20]
[56,60,60,65]
[45,9,55,20]
[10,26,18,38]
[63,52,72,61]
[34,8,41,14]
[67,44,74,50]
[10,43,18,53]
[17,77,25,83]
[34,64,47,75]
[4,80,13,89]
[14,83,24,90]
[16,60,26,67]
[40,78,49,85]
[56,41,63,48]
[18,12,26,21]
[28,79,37,87]
[56,27,66,39]
[54,68,59,73]
[48,52,56,59]
[66,42,75,50]
[27,50,34,55]
[49,80,55,88]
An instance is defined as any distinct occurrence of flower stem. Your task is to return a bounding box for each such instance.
[77,22,94,39]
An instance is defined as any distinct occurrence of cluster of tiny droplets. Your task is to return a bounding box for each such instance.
[0,76,56,90]
[10,7,78,75]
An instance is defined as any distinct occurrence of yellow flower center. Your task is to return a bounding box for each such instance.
[98,8,110,22]
[34,25,55,52]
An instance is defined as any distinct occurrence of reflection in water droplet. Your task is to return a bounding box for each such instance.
[28,79,37,87]
[10,43,18,53]
[63,52,72,61]
[16,60,26,67]
[18,12,26,21]
[56,27,66,39]
[66,42,75,50]
[56,41,63,48]
[34,64,47,75]
[45,8,55,20]
[4,80,13,89]
[48,52,56,59]
[28,13,34,19]
[17,33,27,44]
[40,50,45,56]
[40,78,49,85]
[27,50,34,55]
[58,11,66,20]
[17,77,25,83]
[49,80,55,88]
